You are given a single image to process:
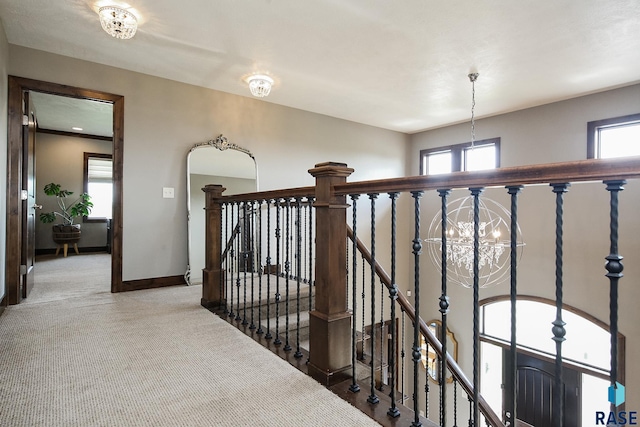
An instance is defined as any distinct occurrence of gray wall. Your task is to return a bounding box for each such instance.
[8,45,409,282]
[35,132,112,250]
[0,20,8,302]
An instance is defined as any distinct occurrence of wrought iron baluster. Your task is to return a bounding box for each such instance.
[425,338,429,419]
[274,198,282,345]
[470,187,484,426]
[506,185,523,425]
[265,199,273,340]
[223,202,229,314]
[294,197,303,358]
[242,202,249,326]
[229,202,235,319]
[249,201,256,330]
[401,309,406,406]
[235,202,242,322]
[360,252,366,362]
[349,194,361,393]
[437,188,451,427]
[411,190,423,427]
[468,395,473,427]
[367,192,379,405]
[307,196,314,311]
[551,183,570,427]
[284,198,292,351]
[604,180,625,414]
[256,200,264,334]
[303,201,308,283]
[387,192,400,417]
[453,377,459,427]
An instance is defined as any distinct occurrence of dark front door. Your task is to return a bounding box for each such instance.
[504,351,581,427]
[21,91,37,299]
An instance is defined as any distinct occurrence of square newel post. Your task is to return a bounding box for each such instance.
[308,162,355,386]
[201,184,226,310]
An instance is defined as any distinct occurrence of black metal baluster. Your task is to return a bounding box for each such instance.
[468,395,473,427]
[437,188,451,427]
[303,201,308,283]
[453,377,459,427]
[506,185,523,426]
[604,180,625,416]
[349,194,361,393]
[425,339,429,419]
[265,200,273,340]
[235,202,242,322]
[360,253,366,362]
[294,197,303,359]
[367,193,379,405]
[242,202,249,326]
[229,202,235,319]
[219,202,225,311]
[470,187,484,426]
[257,200,264,334]
[550,182,569,427]
[401,309,406,405]
[274,198,282,345]
[387,192,400,417]
[223,202,229,314]
[284,198,292,352]
[249,201,256,330]
[411,190,423,427]
[379,277,384,392]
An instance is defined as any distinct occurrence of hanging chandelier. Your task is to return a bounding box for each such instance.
[425,73,525,288]
[98,6,138,40]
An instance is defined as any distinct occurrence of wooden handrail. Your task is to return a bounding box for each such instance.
[347,226,505,427]
[335,157,640,196]
[219,186,315,203]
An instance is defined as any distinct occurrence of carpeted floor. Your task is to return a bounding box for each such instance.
[0,255,380,426]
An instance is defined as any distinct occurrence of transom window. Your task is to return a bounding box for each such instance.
[420,137,500,175]
[83,152,113,222]
[587,113,640,159]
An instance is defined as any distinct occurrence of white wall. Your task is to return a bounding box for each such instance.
[35,133,112,250]
[8,45,409,282]
[0,20,8,303]
[410,85,640,414]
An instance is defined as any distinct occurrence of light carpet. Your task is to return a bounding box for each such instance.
[0,282,380,426]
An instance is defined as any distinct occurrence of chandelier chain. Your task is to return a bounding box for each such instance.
[468,73,479,150]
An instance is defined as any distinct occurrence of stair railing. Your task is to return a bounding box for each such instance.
[201,157,640,427]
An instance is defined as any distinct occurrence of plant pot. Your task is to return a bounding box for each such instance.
[52,224,81,257]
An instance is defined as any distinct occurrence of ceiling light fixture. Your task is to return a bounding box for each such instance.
[425,72,525,288]
[99,6,138,40]
[72,127,83,131]
[246,74,274,98]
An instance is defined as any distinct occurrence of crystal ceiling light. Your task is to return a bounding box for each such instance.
[99,6,138,40]
[246,75,274,98]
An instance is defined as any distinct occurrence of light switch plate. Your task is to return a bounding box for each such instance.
[162,187,174,199]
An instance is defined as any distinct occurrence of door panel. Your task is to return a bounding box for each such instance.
[505,351,581,427]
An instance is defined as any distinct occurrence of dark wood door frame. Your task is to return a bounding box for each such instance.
[6,76,124,303]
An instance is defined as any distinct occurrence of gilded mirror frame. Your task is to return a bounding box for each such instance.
[420,319,458,384]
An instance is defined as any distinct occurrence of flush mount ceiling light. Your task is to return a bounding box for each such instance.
[246,74,274,98]
[99,6,138,40]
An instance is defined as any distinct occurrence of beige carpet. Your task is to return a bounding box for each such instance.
[0,272,380,426]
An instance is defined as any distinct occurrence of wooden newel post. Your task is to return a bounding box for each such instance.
[201,184,226,310]
[308,162,355,385]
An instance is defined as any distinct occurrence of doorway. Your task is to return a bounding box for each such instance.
[6,76,124,304]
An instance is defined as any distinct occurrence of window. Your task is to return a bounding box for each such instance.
[587,113,640,159]
[420,137,500,175]
[83,152,113,222]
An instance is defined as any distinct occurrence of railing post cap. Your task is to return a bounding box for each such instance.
[202,184,227,197]
[308,162,354,178]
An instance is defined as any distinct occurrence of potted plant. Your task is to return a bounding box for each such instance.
[39,183,93,256]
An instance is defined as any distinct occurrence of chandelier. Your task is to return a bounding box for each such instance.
[99,6,138,40]
[425,72,524,288]
[426,196,524,288]
[246,74,274,98]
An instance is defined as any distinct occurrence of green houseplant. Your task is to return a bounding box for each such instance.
[39,183,93,256]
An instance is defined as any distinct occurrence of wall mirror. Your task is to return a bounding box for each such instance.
[420,319,458,384]
[186,135,257,285]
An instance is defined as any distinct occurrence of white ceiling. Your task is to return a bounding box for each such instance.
[2,1,640,134]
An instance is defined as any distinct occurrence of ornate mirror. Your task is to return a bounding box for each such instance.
[420,319,458,384]
[186,135,257,285]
